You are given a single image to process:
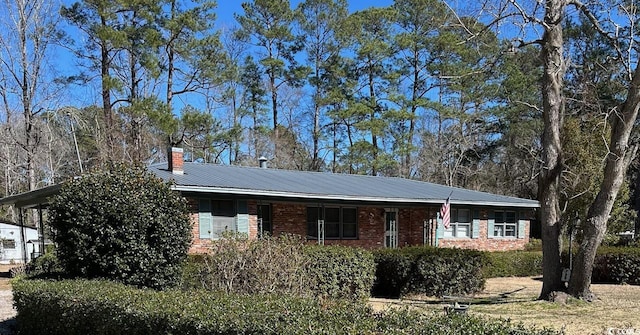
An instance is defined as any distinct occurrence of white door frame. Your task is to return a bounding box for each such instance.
[384,208,398,248]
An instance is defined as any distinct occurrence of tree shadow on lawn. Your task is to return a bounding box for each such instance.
[398,287,537,308]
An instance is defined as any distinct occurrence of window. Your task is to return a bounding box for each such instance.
[493,210,517,237]
[307,207,358,239]
[199,199,237,239]
[212,200,236,238]
[443,208,471,238]
[2,239,16,249]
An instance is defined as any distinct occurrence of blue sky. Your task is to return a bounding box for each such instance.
[214,0,393,28]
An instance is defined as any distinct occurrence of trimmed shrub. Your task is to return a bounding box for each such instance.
[373,246,485,298]
[180,254,207,290]
[25,252,64,278]
[48,164,192,290]
[483,251,543,278]
[13,279,561,335]
[303,245,375,301]
[183,235,375,301]
[524,238,543,251]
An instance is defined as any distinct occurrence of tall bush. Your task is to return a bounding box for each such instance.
[48,164,192,289]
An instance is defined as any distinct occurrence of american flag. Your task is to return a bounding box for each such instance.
[440,196,451,229]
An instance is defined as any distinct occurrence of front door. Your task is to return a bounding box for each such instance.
[385,209,398,248]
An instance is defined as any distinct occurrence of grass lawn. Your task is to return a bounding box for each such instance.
[370,277,640,335]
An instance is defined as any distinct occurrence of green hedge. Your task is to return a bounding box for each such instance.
[303,245,375,301]
[481,247,640,283]
[482,251,543,278]
[373,246,485,298]
[591,247,640,285]
[13,279,560,335]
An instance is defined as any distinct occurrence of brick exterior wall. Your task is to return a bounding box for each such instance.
[272,203,307,237]
[185,197,531,253]
[247,201,259,240]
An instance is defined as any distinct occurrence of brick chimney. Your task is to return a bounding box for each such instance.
[168,147,184,175]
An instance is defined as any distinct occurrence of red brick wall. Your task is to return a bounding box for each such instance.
[247,201,258,240]
[185,197,530,252]
[272,203,307,237]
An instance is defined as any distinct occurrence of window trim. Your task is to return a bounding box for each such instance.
[199,198,240,240]
[492,210,518,238]
[443,208,472,239]
[1,239,17,250]
[307,206,358,240]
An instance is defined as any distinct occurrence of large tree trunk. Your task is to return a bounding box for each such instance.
[568,64,640,300]
[538,0,567,300]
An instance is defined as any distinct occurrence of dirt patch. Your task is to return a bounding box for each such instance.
[0,265,16,335]
[369,277,640,335]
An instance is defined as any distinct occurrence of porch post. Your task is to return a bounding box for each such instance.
[423,220,427,245]
[435,212,441,247]
[19,207,27,263]
[38,204,45,257]
[317,205,324,245]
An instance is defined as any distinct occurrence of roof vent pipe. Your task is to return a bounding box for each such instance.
[259,156,268,169]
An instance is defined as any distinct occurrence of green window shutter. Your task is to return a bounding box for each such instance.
[436,214,444,239]
[518,216,527,239]
[487,210,495,238]
[199,199,212,239]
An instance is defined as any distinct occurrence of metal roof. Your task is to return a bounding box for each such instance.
[149,163,539,208]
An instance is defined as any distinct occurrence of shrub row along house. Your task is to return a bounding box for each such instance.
[0,147,539,258]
